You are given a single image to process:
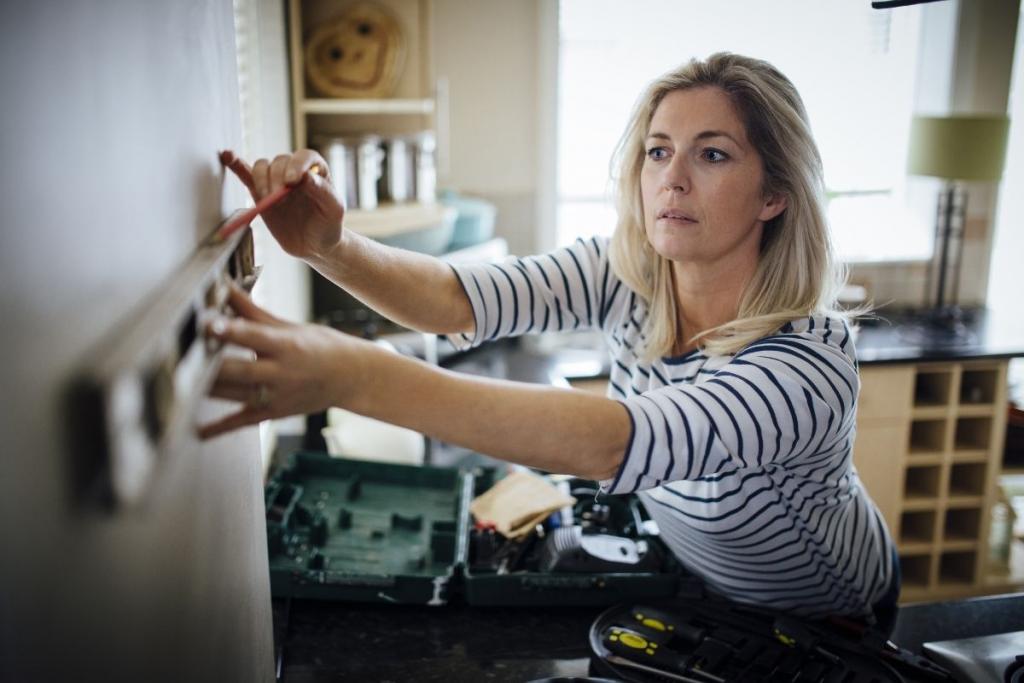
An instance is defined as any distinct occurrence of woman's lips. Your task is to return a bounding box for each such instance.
[658,215,698,224]
[657,209,698,223]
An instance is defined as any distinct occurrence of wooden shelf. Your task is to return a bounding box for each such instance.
[905,453,943,465]
[855,359,1012,603]
[950,449,989,463]
[956,404,996,417]
[911,407,949,420]
[903,497,940,511]
[345,203,452,238]
[300,98,435,115]
[945,495,985,507]
[897,541,934,555]
[940,541,979,552]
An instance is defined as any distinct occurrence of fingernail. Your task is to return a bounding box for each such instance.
[285,170,298,184]
[209,317,227,336]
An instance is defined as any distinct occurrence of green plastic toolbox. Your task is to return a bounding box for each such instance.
[265,451,688,606]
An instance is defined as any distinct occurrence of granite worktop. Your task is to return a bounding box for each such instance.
[271,591,1024,681]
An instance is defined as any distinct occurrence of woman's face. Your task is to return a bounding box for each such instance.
[640,86,786,268]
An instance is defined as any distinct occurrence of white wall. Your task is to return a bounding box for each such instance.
[845,0,1019,308]
[432,0,544,256]
[988,0,1024,325]
[0,2,274,680]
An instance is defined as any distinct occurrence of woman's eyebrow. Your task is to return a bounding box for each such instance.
[695,130,740,145]
[645,130,741,145]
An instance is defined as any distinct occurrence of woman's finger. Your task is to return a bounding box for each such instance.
[197,406,270,440]
[225,284,285,326]
[251,157,271,199]
[219,150,256,194]
[209,317,284,355]
[269,154,292,194]
[207,378,254,403]
[212,356,279,384]
[285,149,330,186]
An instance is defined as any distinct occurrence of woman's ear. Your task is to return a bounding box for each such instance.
[758,193,788,223]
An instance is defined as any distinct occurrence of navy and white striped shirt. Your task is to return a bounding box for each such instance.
[447,235,896,618]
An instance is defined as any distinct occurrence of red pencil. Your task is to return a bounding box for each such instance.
[213,162,322,243]
[213,183,293,243]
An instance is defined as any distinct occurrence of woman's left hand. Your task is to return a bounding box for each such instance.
[198,284,367,439]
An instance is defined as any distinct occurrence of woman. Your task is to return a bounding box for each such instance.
[204,53,898,622]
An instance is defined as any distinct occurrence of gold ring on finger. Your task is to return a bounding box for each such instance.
[253,383,272,409]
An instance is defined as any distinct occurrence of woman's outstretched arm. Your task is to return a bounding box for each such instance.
[198,285,629,481]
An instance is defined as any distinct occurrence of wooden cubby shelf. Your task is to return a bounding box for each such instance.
[900,553,933,589]
[914,370,953,407]
[960,369,998,406]
[904,465,941,501]
[948,462,987,497]
[943,507,981,542]
[899,510,936,545]
[854,359,1010,603]
[939,551,977,586]
[909,419,947,455]
[954,416,992,452]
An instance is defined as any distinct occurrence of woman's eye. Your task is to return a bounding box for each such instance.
[646,146,669,161]
[702,148,728,163]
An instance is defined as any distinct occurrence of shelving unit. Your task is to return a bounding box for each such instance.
[287,0,436,151]
[854,360,1013,603]
[285,0,490,284]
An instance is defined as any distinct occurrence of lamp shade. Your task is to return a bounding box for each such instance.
[907,115,1010,181]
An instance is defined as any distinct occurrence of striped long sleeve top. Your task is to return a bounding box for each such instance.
[447,235,897,619]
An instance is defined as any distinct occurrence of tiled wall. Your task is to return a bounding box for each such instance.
[850,182,999,309]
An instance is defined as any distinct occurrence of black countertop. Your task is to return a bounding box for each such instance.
[430,307,1024,394]
[852,307,1024,365]
[272,592,1024,681]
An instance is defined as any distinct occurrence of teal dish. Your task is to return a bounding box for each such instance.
[375,207,457,255]
[443,195,497,251]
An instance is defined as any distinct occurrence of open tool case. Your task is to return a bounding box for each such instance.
[264,451,690,605]
[587,600,954,682]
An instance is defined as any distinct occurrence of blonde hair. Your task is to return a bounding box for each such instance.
[608,52,850,359]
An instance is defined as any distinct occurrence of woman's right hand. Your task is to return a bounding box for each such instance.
[220,149,345,260]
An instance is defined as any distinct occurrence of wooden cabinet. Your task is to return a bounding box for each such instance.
[853,360,1012,602]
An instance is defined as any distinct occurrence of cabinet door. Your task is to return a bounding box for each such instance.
[853,420,908,537]
[858,365,914,420]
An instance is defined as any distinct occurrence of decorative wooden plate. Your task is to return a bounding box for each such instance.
[305,2,406,99]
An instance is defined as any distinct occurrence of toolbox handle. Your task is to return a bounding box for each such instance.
[519,575,605,591]
[322,575,397,588]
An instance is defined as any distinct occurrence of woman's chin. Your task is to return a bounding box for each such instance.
[648,234,700,263]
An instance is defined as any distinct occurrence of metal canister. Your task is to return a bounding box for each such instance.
[379,137,411,203]
[321,138,357,209]
[411,131,437,204]
[354,135,383,210]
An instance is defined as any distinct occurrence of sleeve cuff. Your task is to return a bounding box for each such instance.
[443,263,487,351]
[599,399,642,495]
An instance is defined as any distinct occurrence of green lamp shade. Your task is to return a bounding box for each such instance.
[907,115,1010,181]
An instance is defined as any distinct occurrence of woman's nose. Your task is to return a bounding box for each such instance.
[661,156,690,193]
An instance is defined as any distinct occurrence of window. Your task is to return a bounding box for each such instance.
[556,0,950,262]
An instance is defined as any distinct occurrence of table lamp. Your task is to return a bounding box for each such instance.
[905,114,1010,344]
